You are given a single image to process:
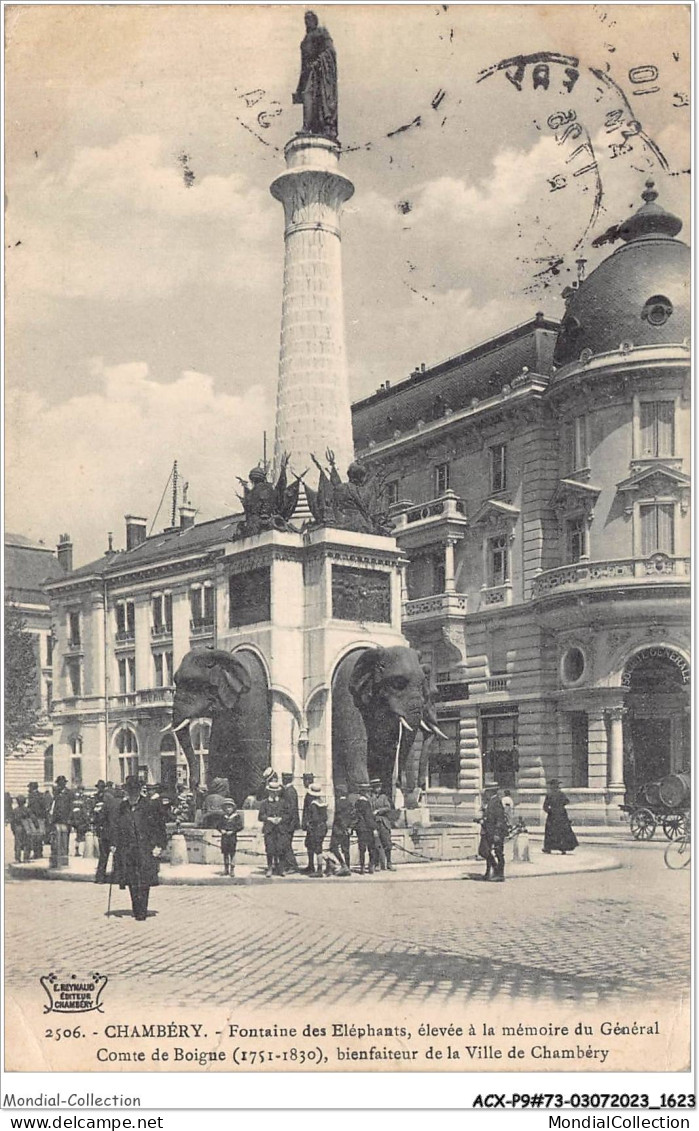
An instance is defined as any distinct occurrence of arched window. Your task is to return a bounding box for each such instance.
[159,731,178,791]
[43,744,54,785]
[189,719,212,785]
[114,727,139,783]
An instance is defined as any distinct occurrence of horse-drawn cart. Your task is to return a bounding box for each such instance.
[622,771,690,841]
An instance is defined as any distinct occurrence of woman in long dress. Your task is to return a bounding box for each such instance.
[542,780,579,854]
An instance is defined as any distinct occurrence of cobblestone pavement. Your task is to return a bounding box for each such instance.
[5,843,689,1010]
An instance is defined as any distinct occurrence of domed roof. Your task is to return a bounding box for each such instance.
[554,182,689,367]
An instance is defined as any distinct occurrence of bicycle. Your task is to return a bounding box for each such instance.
[664,822,691,870]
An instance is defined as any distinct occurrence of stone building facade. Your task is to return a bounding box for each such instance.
[352,184,690,824]
[43,185,690,823]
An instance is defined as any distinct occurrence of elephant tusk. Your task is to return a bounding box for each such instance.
[398,716,414,734]
[159,724,173,734]
[420,719,449,740]
[172,717,191,734]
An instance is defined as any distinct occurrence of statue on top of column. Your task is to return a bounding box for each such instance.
[292,11,338,140]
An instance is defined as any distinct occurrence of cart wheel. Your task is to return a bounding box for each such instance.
[662,813,687,841]
[630,808,656,840]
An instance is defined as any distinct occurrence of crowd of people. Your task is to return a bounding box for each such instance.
[4,772,400,886]
[7,772,579,910]
[207,771,398,879]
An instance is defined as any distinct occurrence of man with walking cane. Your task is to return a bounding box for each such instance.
[110,776,168,920]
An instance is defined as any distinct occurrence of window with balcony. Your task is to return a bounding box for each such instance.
[115,600,135,639]
[190,583,215,628]
[640,502,675,555]
[68,611,81,647]
[489,443,507,492]
[45,679,53,711]
[46,633,54,667]
[567,515,586,563]
[435,462,450,495]
[639,400,675,458]
[488,535,509,586]
[118,656,136,694]
[153,650,173,688]
[66,657,81,697]
[152,592,173,634]
[385,480,400,507]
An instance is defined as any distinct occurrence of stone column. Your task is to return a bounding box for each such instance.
[586,709,608,789]
[171,586,191,669]
[607,706,626,788]
[270,136,355,481]
[444,539,456,593]
[134,597,152,690]
[458,710,481,791]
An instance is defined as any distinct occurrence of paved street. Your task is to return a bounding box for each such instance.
[5,842,689,1011]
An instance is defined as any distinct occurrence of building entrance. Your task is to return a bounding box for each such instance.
[622,648,690,792]
[630,717,671,786]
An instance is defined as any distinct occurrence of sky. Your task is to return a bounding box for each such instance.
[5,3,690,567]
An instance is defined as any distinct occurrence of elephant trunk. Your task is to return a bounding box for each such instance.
[365,705,420,795]
[171,707,199,788]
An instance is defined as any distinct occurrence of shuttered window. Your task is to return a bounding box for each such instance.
[639,401,675,457]
[640,503,675,555]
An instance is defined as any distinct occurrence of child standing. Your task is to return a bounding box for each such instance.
[220,800,244,877]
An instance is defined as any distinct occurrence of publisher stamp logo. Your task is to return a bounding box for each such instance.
[40,972,109,1014]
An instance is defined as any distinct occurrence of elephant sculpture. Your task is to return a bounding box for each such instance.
[333,645,446,806]
[165,648,265,800]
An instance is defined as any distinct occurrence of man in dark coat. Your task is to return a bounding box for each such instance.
[280,772,300,873]
[27,782,47,859]
[49,775,73,869]
[353,784,378,875]
[11,796,32,863]
[110,776,168,920]
[93,781,119,884]
[480,785,508,881]
[301,783,327,875]
[258,781,286,877]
